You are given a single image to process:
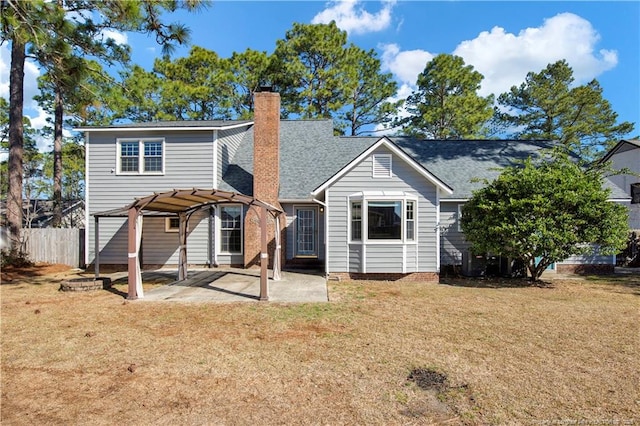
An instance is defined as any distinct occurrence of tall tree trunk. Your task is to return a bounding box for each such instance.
[7,39,25,254]
[52,86,64,227]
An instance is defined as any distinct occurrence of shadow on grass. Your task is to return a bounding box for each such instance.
[583,273,640,295]
[439,276,554,289]
[105,286,128,298]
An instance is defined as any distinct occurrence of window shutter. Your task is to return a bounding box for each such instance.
[373,155,392,177]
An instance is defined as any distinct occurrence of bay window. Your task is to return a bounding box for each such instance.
[368,201,402,239]
[350,194,417,243]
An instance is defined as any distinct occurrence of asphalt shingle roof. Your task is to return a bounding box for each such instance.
[220,120,583,200]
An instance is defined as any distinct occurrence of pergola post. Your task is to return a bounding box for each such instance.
[178,211,188,281]
[259,205,269,301]
[273,213,282,281]
[127,207,139,300]
[94,216,100,280]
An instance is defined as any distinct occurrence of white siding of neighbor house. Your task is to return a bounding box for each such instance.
[326,146,438,274]
[558,246,616,266]
[87,130,220,265]
[607,144,640,229]
[440,202,470,266]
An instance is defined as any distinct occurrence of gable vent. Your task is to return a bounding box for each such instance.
[372,154,392,177]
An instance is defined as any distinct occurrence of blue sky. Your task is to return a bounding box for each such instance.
[1,0,638,148]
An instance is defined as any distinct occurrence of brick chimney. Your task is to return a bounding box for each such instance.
[244,88,285,268]
[252,89,280,204]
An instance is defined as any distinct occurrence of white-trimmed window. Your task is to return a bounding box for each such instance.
[220,205,242,253]
[117,138,165,174]
[372,154,392,178]
[165,217,180,233]
[351,202,362,241]
[368,200,402,239]
[458,204,464,232]
[406,201,415,240]
[350,193,417,243]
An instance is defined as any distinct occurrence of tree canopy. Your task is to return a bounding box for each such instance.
[1,0,206,248]
[460,150,629,281]
[496,60,634,160]
[399,54,494,139]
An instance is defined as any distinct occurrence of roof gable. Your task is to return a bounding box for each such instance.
[311,137,453,196]
[599,139,640,164]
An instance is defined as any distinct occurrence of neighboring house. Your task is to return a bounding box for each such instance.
[0,199,85,229]
[600,139,640,230]
[78,90,622,280]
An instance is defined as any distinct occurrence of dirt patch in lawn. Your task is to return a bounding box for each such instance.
[1,271,639,425]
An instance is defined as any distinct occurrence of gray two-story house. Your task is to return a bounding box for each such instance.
[79,89,623,285]
[600,139,640,230]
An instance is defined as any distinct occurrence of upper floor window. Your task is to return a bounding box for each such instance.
[117,139,164,175]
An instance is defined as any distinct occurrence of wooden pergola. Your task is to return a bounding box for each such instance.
[93,189,283,301]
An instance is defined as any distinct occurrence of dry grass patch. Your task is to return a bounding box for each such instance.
[1,268,639,425]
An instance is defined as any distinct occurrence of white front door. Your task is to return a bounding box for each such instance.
[296,207,317,257]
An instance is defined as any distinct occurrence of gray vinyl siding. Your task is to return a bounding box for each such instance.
[87,130,217,265]
[218,126,249,180]
[141,211,208,265]
[348,246,361,271]
[440,202,470,266]
[366,245,404,273]
[326,146,438,273]
[607,146,640,229]
[283,203,325,261]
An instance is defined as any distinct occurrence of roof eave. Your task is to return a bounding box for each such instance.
[75,121,253,133]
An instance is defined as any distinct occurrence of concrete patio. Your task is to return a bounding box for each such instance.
[131,268,328,303]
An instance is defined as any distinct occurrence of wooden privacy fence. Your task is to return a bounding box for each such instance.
[21,228,85,268]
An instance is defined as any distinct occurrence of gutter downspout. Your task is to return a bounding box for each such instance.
[312,197,328,276]
[212,129,218,189]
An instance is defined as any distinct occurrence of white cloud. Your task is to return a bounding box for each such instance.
[374,44,433,134]
[0,45,9,100]
[379,43,434,85]
[1,44,43,114]
[374,13,618,134]
[101,29,128,46]
[312,0,396,35]
[1,44,51,155]
[453,13,618,97]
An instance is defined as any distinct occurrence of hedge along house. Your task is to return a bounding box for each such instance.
[80,89,626,290]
